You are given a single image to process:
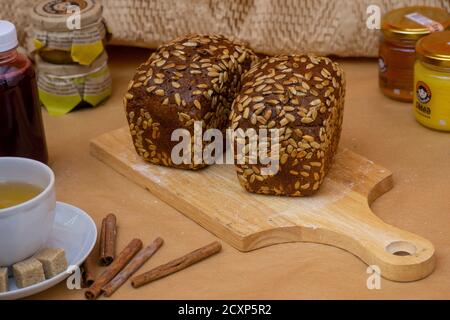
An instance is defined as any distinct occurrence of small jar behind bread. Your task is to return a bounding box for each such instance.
[125,34,257,170]
[230,55,346,196]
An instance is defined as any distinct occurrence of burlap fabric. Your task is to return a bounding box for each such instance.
[1,0,449,57]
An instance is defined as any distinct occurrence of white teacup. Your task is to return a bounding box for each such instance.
[0,157,56,266]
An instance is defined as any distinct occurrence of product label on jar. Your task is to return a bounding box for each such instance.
[378,56,387,73]
[32,20,106,65]
[414,61,450,131]
[405,12,444,32]
[37,64,112,116]
[415,81,432,117]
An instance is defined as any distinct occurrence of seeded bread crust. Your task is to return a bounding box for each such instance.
[230,55,345,196]
[125,34,257,170]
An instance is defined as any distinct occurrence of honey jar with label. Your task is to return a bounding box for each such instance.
[379,6,450,102]
[414,31,450,131]
[28,0,108,66]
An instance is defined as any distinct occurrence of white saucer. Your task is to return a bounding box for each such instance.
[0,202,97,300]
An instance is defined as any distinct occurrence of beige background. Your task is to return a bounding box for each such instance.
[30,46,450,300]
[1,0,450,57]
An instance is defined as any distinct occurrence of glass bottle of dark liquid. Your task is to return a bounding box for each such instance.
[0,20,48,163]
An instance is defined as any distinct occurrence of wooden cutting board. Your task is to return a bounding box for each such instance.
[90,127,435,282]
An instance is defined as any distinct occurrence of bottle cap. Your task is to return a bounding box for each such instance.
[0,20,19,52]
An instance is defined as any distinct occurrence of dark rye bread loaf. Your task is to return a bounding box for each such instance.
[230,55,345,196]
[124,34,257,169]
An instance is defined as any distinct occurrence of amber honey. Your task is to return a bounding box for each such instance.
[379,6,450,102]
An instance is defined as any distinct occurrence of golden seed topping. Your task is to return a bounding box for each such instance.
[194,100,202,110]
[208,71,220,77]
[174,93,181,106]
[285,114,296,122]
[280,118,289,127]
[146,86,156,93]
[156,60,166,67]
[252,96,264,103]
[183,41,198,47]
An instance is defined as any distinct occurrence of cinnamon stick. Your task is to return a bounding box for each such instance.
[81,255,97,288]
[131,241,221,288]
[99,213,117,266]
[102,237,164,297]
[85,238,142,300]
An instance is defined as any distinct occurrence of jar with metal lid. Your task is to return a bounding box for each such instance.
[414,31,450,131]
[379,6,450,102]
[28,0,108,66]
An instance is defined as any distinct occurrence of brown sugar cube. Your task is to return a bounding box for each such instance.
[0,267,8,293]
[12,258,45,288]
[34,248,68,279]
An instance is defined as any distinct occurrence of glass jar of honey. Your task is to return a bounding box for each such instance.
[414,31,450,131]
[29,0,108,66]
[379,6,450,102]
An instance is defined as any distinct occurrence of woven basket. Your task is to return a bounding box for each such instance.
[1,0,449,57]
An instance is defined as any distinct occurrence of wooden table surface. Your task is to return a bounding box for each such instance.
[31,46,450,300]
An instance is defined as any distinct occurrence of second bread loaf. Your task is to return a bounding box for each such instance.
[230,55,346,196]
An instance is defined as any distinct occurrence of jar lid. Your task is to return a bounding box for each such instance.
[416,31,450,68]
[35,50,108,77]
[31,0,103,32]
[382,6,450,40]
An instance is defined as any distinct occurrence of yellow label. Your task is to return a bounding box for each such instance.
[71,40,104,66]
[414,61,450,131]
[37,63,111,115]
[33,38,44,50]
[39,88,82,116]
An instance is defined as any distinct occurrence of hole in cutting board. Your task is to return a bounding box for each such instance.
[385,241,417,256]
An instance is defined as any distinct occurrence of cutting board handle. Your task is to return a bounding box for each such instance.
[305,203,436,282]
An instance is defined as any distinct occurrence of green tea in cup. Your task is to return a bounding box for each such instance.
[0,181,43,209]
